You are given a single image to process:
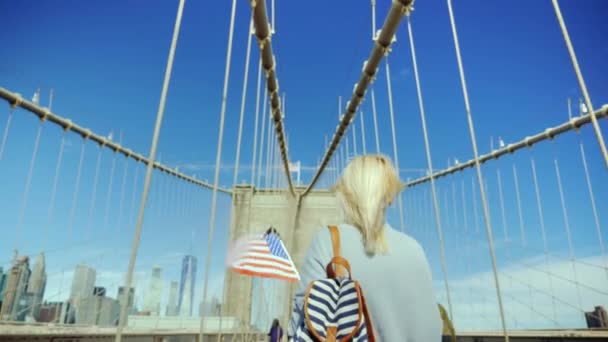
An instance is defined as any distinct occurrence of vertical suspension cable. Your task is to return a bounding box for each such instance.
[370,88,381,153]
[384,58,405,232]
[45,132,67,243]
[102,151,118,233]
[496,166,517,328]
[67,140,86,239]
[359,111,367,154]
[257,88,268,187]
[551,0,608,169]
[511,163,536,327]
[447,0,508,338]
[406,15,453,318]
[233,17,254,189]
[200,0,237,340]
[460,178,475,328]
[86,147,103,237]
[116,157,130,234]
[251,60,263,185]
[265,110,273,188]
[552,149,583,314]
[128,162,140,228]
[15,122,44,250]
[371,0,376,39]
[352,120,358,155]
[529,155,558,322]
[571,99,608,276]
[115,0,185,340]
[0,108,14,161]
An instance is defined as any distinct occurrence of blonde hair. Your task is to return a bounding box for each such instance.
[332,154,401,255]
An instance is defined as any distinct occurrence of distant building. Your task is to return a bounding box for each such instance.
[14,293,34,322]
[76,295,120,326]
[166,281,179,316]
[0,267,7,311]
[27,253,46,320]
[0,255,31,321]
[178,255,197,317]
[199,296,221,317]
[585,305,608,328]
[93,286,106,297]
[117,286,137,315]
[38,301,70,324]
[70,264,96,302]
[143,266,163,315]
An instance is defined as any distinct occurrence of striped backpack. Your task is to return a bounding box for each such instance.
[294,225,376,342]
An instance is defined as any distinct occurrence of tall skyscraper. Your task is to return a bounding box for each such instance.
[27,253,46,320]
[143,266,163,315]
[0,255,31,321]
[117,286,136,315]
[178,255,197,317]
[166,281,178,316]
[0,267,7,306]
[70,264,96,302]
[69,264,96,322]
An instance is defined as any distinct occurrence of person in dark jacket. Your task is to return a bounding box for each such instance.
[268,318,284,342]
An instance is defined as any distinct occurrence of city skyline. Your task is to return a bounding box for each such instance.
[0,251,223,325]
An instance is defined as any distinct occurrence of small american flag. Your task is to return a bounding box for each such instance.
[229,227,300,282]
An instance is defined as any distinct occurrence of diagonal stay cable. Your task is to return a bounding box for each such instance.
[303,0,414,196]
[249,0,295,196]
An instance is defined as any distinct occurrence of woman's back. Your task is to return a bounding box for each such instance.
[289,223,441,341]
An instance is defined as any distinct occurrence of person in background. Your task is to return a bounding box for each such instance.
[287,155,442,341]
[438,303,456,342]
[269,318,284,342]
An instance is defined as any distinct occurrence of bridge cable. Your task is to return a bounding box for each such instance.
[371,88,381,153]
[405,14,453,318]
[15,121,44,251]
[102,146,119,233]
[529,154,558,322]
[551,0,608,169]
[384,57,406,232]
[251,60,263,185]
[360,110,367,154]
[511,163,536,326]
[265,101,273,188]
[250,0,295,195]
[0,107,14,161]
[115,155,130,235]
[45,131,67,245]
[446,0,509,338]
[233,17,254,189]
[551,142,584,314]
[302,0,414,196]
[114,0,185,340]
[352,115,358,155]
[459,178,477,328]
[67,140,87,240]
[199,0,238,339]
[257,87,268,187]
[570,98,608,280]
[85,146,103,238]
[128,162,141,228]
[495,163,519,328]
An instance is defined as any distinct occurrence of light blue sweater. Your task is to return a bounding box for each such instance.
[288,223,442,341]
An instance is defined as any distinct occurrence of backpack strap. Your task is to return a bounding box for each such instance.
[360,291,376,342]
[326,225,351,279]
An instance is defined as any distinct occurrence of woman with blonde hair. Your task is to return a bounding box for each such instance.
[287,155,441,341]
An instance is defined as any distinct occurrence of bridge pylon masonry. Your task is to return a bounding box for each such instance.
[223,185,340,326]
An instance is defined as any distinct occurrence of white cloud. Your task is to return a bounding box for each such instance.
[436,254,608,332]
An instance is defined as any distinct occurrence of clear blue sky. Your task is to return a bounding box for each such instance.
[0,0,607,330]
